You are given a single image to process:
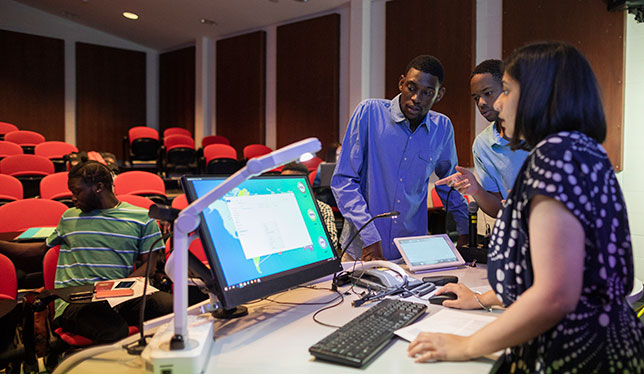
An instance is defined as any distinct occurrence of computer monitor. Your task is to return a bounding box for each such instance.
[181,174,342,309]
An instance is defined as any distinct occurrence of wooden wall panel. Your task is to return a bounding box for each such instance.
[76,42,146,160]
[276,14,339,158]
[216,31,266,157]
[386,0,476,167]
[0,29,65,141]
[503,0,625,170]
[159,46,195,136]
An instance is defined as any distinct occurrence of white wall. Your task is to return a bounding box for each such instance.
[0,0,160,145]
[619,16,644,280]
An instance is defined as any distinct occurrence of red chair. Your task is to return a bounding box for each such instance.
[40,172,73,207]
[308,169,317,186]
[0,174,23,205]
[243,144,272,159]
[35,141,79,172]
[43,246,138,348]
[114,171,167,204]
[171,194,188,210]
[0,140,24,160]
[163,127,191,138]
[4,130,45,154]
[163,134,197,175]
[203,144,240,175]
[117,194,156,209]
[0,199,67,233]
[202,135,230,147]
[0,122,19,141]
[301,156,323,172]
[126,126,160,166]
[0,253,17,300]
[0,154,55,198]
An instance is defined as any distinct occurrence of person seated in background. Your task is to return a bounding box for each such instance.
[408,42,644,372]
[435,59,529,217]
[332,54,468,262]
[281,162,338,251]
[0,161,173,343]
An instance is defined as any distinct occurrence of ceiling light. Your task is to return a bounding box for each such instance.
[200,18,218,26]
[123,12,139,20]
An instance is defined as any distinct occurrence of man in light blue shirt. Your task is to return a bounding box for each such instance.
[437,60,529,217]
[331,55,468,261]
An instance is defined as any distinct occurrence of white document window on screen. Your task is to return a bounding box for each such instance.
[227,192,313,259]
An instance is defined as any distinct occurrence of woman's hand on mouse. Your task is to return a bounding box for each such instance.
[435,283,480,310]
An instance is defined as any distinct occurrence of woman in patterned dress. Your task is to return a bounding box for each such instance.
[408,41,644,373]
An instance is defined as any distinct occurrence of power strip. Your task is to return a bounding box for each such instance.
[142,314,214,374]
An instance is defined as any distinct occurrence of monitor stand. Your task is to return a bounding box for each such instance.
[212,306,248,319]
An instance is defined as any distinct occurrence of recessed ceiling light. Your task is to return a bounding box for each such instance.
[199,18,218,26]
[123,11,139,20]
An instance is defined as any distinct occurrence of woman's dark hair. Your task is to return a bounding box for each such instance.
[504,41,606,150]
[68,161,114,188]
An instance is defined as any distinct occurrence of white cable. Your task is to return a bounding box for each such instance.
[52,343,122,374]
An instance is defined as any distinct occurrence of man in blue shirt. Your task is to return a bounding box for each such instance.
[332,55,468,261]
[436,60,529,217]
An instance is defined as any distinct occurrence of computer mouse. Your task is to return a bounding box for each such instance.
[428,292,457,305]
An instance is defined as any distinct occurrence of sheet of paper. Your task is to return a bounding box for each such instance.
[395,309,498,342]
[15,227,56,240]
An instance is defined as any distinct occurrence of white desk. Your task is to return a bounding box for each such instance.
[67,265,498,373]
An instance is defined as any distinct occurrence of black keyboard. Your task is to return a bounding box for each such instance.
[309,298,427,367]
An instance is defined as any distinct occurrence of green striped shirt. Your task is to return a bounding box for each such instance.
[46,202,163,318]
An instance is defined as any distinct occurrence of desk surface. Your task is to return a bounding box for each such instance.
[67,265,498,373]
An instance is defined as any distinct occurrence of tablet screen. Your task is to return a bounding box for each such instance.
[394,234,464,271]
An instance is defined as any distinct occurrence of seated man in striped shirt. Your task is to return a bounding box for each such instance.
[1,161,172,343]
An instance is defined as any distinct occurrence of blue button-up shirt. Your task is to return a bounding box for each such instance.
[331,95,468,260]
[472,123,529,200]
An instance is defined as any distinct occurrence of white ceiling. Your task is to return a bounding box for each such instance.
[13,0,349,51]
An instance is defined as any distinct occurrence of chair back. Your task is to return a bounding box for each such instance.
[163,127,191,138]
[204,144,237,163]
[202,135,230,147]
[164,134,195,151]
[117,194,156,209]
[128,126,159,143]
[0,154,55,177]
[40,172,72,201]
[0,122,19,139]
[301,156,323,172]
[43,245,61,291]
[243,144,272,159]
[0,253,17,300]
[171,194,188,210]
[0,199,68,232]
[0,174,23,203]
[0,140,23,159]
[4,130,45,146]
[34,141,78,159]
[114,171,166,201]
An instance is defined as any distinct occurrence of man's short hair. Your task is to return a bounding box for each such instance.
[68,161,114,188]
[471,59,503,81]
[281,161,308,175]
[405,55,445,84]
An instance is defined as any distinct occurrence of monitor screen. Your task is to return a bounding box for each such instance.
[182,175,341,308]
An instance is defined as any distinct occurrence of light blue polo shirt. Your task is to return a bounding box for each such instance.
[472,123,529,200]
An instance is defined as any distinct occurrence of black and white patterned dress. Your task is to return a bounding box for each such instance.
[487,131,644,373]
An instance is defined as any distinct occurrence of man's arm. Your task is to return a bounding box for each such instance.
[129,250,158,277]
[433,122,469,238]
[0,240,48,260]
[331,102,383,260]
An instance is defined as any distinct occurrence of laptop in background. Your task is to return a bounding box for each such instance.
[317,162,336,187]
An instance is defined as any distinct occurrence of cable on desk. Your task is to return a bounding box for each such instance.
[263,285,343,306]
[52,343,123,374]
[311,289,345,328]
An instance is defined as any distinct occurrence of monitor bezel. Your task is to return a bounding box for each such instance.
[181,174,342,309]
